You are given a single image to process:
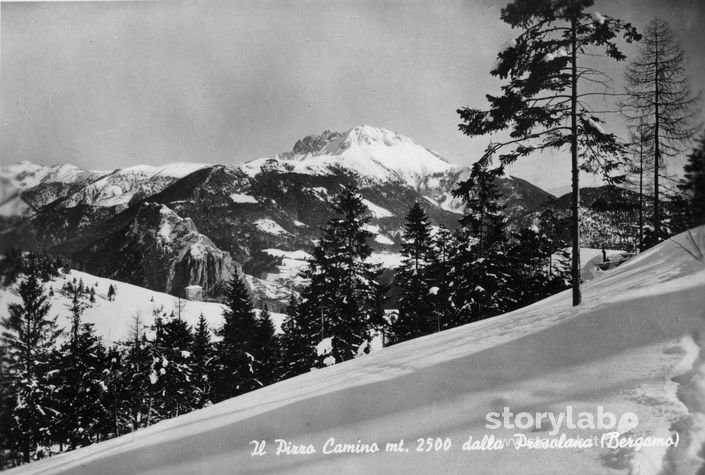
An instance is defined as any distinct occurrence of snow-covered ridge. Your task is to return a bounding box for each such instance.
[0,160,210,212]
[0,162,103,203]
[59,162,210,209]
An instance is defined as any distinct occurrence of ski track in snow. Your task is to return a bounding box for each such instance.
[5,228,705,475]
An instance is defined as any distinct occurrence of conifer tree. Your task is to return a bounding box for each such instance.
[673,136,705,230]
[622,18,700,241]
[457,0,639,305]
[102,346,129,439]
[293,186,385,366]
[1,269,62,463]
[54,275,105,446]
[449,164,512,322]
[214,275,259,400]
[121,314,152,431]
[191,313,213,407]
[278,295,315,379]
[508,224,571,307]
[623,123,653,249]
[454,163,507,258]
[149,315,194,419]
[55,321,108,449]
[427,225,457,331]
[107,284,116,302]
[253,307,278,386]
[391,202,436,343]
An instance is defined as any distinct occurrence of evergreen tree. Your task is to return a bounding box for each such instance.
[391,202,436,343]
[191,314,213,408]
[121,314,152,431]
[448,164,512,322]
[0,342,11,468]
[507,225,571,307]
[427,225,456,331]
[213,275,259,401]
[453,163,507,258]
[107,284,116,302]
[278,295,315,380]
[623,122,654,249]
[55,321,108,449]
[253,307,279,386]
[149,314,194,419]
[0,247,24,286]
[54,275,105,448]
[1,270,62,463]
[679,136,705,227]
[102,346,129,439]
[622,18,700,241]
[457,0,639,305]
[292,186,385,366]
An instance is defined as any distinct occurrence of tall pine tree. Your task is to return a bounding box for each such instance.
[457,0,639,305]
[149,314,195,419]
[1,269,62,463]
[289,186,385,366]
[278,295,315,379]
[622,18,700,241]
[449,164,512,321]
[391,202,436,343]
[253,307,279,387]
[191,313,214,408]
[55,278,109,451]
[213,275,260,401]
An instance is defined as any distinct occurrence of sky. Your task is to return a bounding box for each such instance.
[1,0,704,192]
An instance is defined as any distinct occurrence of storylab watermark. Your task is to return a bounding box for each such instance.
[477,405,679,452]
[485,406,639,436]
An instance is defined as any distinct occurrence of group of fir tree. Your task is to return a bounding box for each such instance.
[457,0,641,306]
[0,258,281,468]
[457,0,703,304]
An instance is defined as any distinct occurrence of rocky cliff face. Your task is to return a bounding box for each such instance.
[292,130,343,155]
[78,202,238,297]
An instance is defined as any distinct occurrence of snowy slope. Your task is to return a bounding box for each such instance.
[0,269,225,346]
[0,268,287,346]
[11,227,705,475]
[580,248,632,281]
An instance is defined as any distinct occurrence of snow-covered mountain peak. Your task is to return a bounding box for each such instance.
[343,124,412,148]
[288,125,411,156]
[242,125,459,190]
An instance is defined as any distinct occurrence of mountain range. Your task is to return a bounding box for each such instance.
[0,125,557,305]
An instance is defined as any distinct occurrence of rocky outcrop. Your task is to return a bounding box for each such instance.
[292,130,343,155]
[78,202,239,298]
[131,203,239,296]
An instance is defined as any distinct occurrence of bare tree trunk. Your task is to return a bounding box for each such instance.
[639,135,644,249]
[570,16,581,306]
[653,28,661,238]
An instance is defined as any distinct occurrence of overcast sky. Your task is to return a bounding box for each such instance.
[1,0,703,191]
